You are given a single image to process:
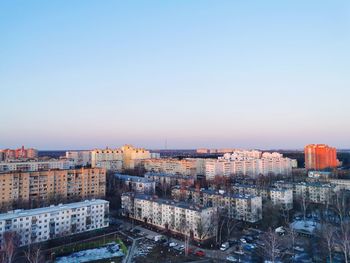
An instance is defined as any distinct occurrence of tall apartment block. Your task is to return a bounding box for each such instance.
[304,144,338,170]
[0,199,109,248]
[0,168,106,207]
[91,144,154,171]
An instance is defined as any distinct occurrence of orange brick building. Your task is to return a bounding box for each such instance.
[304,144,338,170]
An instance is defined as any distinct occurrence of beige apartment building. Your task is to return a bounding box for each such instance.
[142,158,205,176]
[91,145,152,171]
[0,168,106,207]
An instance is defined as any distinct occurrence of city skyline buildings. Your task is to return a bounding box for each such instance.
[1,1,350,150]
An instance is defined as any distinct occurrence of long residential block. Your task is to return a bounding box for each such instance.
[0,168,106,207]
[0,199,109,248]
[121,193,217,242]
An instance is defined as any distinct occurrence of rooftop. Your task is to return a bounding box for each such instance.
[115,173,154,183]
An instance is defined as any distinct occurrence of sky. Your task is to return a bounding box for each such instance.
[0,1,349,150]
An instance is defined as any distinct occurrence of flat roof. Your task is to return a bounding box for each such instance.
[0,199,108,221]
[115,173,154,183]
[133,194,210,211]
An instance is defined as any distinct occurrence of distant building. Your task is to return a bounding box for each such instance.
[205,150,295,179]
[91,145,152,171]
[114,174,155,194]
[0,159,74,172]
[144,172,195,188]
[66,151,91,166]
[308,171,332,179]
[0,168,106,207]
[0,146,38,161]
[304,144,338,170]
[142,158,202,176]
[0,199,109,248]
[121,193,217,242]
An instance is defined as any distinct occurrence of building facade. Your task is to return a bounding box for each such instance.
[143,158,204,176]
[0,168,106,207]
[121,193,217,242]
[66,151,91,166]
[0,146,38,161]
[171,187,262,223]
[144,172,195,188]
[91,145,152,171]
[231,184,293,210]
[0,159,74,172]
[304,144,338,170]
[114,174,155,194]
[205,151,295,179]
[0,199,109,248]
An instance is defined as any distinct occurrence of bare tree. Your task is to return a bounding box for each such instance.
[2,231,19,263]
[285,225,297,262]
[258,228,286,263]
[24,244,44,263]
[336,222,350,263]
[320,223,335,263]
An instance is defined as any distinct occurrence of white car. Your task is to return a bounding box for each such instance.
[226,255,238,262]
[240,238,247,243]
[169,242,178,247]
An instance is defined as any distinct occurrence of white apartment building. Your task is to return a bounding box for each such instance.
[114,174,155,194]
[0,199,109,248]
[328,179,350,191]
[171,188,262,223]
[66,151,91,166]
[121,193,217,242]
[294,182,334,204]
[231,184,293,210]
[91,145,152,171]
[205,150,295,179]
[0,159,74,172]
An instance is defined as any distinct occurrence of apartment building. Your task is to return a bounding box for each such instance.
[142,158,199,176]
[91,145,152,171]
[231,184,293,210]
[205,150,296,179]
[66,151,91,166]
[171,187,262,223]
[0,146,38,161]
[304,144,338,170]
[293,182,334,204]
[0,168,106,207]
[114,174,155,194]
[144,172,195,188]
[0,159,74,172]
[0,199,109,248]
[121,193,217,242]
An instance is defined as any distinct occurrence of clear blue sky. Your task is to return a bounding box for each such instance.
[1,1,349,150]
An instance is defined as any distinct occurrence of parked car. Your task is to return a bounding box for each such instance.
[226,255,238,262]
[220,242,230,251]
[240,238,247,243]
[169,242,178,247]
[195,250,205,257]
